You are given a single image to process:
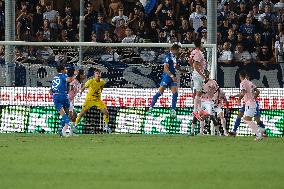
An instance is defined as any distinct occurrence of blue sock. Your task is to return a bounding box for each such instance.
[151,92,162,108]
[233,117,241,132]
[172,92,178,110]
[258,121,265,128]
[62,114,70,126]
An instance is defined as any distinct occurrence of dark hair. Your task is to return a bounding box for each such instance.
[194,38,202,48]
[76,69,85,83]
[94,68,101,73]
[56,65,65,73]
[239,70,247,78]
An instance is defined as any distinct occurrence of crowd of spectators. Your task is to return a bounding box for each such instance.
[0,0,283,65]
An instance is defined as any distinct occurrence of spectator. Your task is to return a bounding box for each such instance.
[225,28,237,49]
[16,1,33,40]
[258,4,276,25]
[201,28,207,44]
[155,0,172,28]
[0,0,4,41]
[114,19,127,42]
[220,2,231,18]
[218,41,233,64]
[63,17,77,42]
[88,0,106,16]
[128,6,143,33]
[147,20,160,43]
[181,30,194,44]
[239,16,256,39]
[197,17,207,38]
[163,9,176,31]
[103,31,113,43]
[251,4,261,20]
[175,0,190,20]
[158,30,168,43]
[32,3,43,35]
[112,8,128,27]
[91,33,97,42]
[260,16,274,48]
[136,21,147,41]
[274,31,284,63]
[92,14,110,42]
[59,29,69,42]
[61,4,77,28]
[189,3,205,33]
[256,44,275,65]
[259,0,275,12]
[84,2,97,41]
[234,43,252,65]
[43,1,60,31]
[218,17,231,40]
[42,19,51,41]
[109,0,123,18]
[122,27,136,43]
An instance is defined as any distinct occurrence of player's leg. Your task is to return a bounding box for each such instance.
[229,107,244,136]
[150,86,166,109]
[218,111,228,136]
[75,100,90,126]
[170,85,178,117]
[192,77,203,120]
[243,104,262,140]
[191,117,197,135]
[101,108,111,133]
[254,103,267,137]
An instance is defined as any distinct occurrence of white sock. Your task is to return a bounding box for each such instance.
[200,121,204,134]
[245,120,261,137]
[221,118,227,133]
[194,96,200,112]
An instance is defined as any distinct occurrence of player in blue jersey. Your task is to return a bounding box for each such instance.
[150,42,187,117]
[51,65,77,137]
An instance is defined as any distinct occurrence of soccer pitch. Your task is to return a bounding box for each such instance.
[0,134,283,189]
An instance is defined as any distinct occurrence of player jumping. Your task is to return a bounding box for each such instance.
[51,65,77,137]
[75,68,111,133]
[192,70,219,135]
[150,42,187,117]
[189,38,208,121]
[237,70,263,141]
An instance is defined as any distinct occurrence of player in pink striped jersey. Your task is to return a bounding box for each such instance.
[238,70,263,141]
[188,39,208,121]
[191,70,219,135]
[68,69,86,123]
[213,88,229,136]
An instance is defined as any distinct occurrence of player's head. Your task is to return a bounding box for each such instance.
[239,70,247,81]
[56,64,67,74]
[171,42,182,56]
[76,69,86,83]
[94,68,102,80]
[194,38,202,48]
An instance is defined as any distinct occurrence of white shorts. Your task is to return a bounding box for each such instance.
[69,102,74,112]
[244,103,257,117]
[214,106,223,116]
[192,71,204,92]
[201,100,214,116]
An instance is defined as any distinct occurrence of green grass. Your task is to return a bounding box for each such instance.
[0,134,283,189]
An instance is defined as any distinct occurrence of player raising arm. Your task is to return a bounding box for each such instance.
[150,42,187,118]
[51,65,77,137]
[189,38,208,121]
[75,68,111,133]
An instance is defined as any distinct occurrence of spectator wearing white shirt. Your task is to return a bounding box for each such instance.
[43,1,59,30]
[259,0,274,12]
[275,31,284,63]
[218,42,233,64]
[189,3,205,33]
[112,8,128,27]
[234,43,252,64]
[122,27,136,43]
